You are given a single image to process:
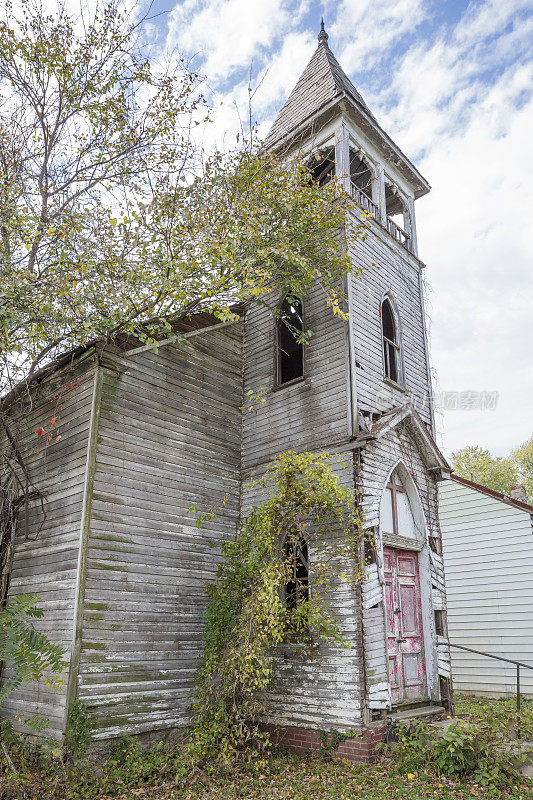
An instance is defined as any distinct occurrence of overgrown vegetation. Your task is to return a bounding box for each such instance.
[0,0,366,398]
[188,451,365,764]
[0,745,529,800]
[455,695,533,741]
[64,700,94,761]
[390,700,533,792]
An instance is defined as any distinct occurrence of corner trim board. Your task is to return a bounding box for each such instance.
[65,365,104,720]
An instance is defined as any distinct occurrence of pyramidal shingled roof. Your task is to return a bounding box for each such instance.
[265,22,374,147]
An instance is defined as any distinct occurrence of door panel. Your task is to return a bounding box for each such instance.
[384,546,427,705]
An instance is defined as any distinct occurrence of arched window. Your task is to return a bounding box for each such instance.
[381,469,416,538]
[284,532,309,611]
[277,296,304,385]
[381,297,401,384]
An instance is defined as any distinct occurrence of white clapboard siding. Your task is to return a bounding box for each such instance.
[76,325,244,739]
[439,479,533,698]
[361,559,390,708]
[1,357,98,738]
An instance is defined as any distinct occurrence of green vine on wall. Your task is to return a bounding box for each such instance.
[188,451,365,764]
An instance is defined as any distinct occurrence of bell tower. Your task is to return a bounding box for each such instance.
[265,21,435,434]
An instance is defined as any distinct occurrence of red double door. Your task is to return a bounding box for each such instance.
[383,547,427,705]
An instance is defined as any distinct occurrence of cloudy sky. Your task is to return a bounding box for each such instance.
[35,0,533,457]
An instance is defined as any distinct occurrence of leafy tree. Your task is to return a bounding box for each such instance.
[451,445,519,495]
[512,435,533,501]
[0,0,364,396]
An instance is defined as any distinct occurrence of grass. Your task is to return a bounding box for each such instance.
[1,746,531,800]
[1,697,532,799]
[454,696,533,740]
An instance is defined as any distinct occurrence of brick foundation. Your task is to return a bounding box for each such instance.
[262,723,388,763]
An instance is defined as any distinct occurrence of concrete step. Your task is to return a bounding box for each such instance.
[387,705,446,723]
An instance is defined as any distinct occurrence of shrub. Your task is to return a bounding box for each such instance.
[391,718,527,790]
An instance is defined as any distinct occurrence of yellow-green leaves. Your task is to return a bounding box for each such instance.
[189,451,365,765]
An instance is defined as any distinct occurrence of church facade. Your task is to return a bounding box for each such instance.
[1,25,452,760]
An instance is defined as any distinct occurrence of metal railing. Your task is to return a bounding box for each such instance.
[450,642,533,737]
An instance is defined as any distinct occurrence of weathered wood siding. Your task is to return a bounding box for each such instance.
[76,326,243,738]
[348,209,432,426]
[242,287,350,471]
[240,455,364,731]
[1,356,98,737]
[439,480,533,698]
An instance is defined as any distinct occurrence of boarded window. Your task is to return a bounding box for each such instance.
[278,296,304,384]
[382,298,400,383]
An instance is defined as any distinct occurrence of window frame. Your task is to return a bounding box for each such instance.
[275,294,306,388]
[380,295,404,387]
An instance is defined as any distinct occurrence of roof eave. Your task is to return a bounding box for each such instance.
[265,92,430,198]
[450,474,533,514]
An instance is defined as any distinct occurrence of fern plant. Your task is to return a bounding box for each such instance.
[0,593,66,727]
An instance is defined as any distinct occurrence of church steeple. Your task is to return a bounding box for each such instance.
[265,24,372,148]
[318,18,328,46]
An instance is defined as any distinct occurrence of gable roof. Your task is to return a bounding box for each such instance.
[357,404,451,475]
[450,474,533,515]
[265,28,374,147]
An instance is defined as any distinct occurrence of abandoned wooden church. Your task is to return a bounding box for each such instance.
[0,24,453,760]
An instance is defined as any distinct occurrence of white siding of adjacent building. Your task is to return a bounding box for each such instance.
[439,480,533,698]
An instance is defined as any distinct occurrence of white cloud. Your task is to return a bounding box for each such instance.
[165,0,308,82]
[384,1,533,457]
[327,0,428,73]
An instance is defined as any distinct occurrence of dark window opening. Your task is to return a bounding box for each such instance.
[434,610,445,637]
[284,533,309,611]
[349,150,372,196]
[382,298,400,383]
[428,535,442,555]
[278,296,304,384]
[385,183,404,220]
[307,147,335,187]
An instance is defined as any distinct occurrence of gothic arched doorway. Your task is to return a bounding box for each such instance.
[381,468,428,705]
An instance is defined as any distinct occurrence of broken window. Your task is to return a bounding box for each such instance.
[277,296,304,385]
[307,147,335,187]
[284,532,309,611]
[385,183,404,220]
[385,183,411,249]
[381,297,401,384]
